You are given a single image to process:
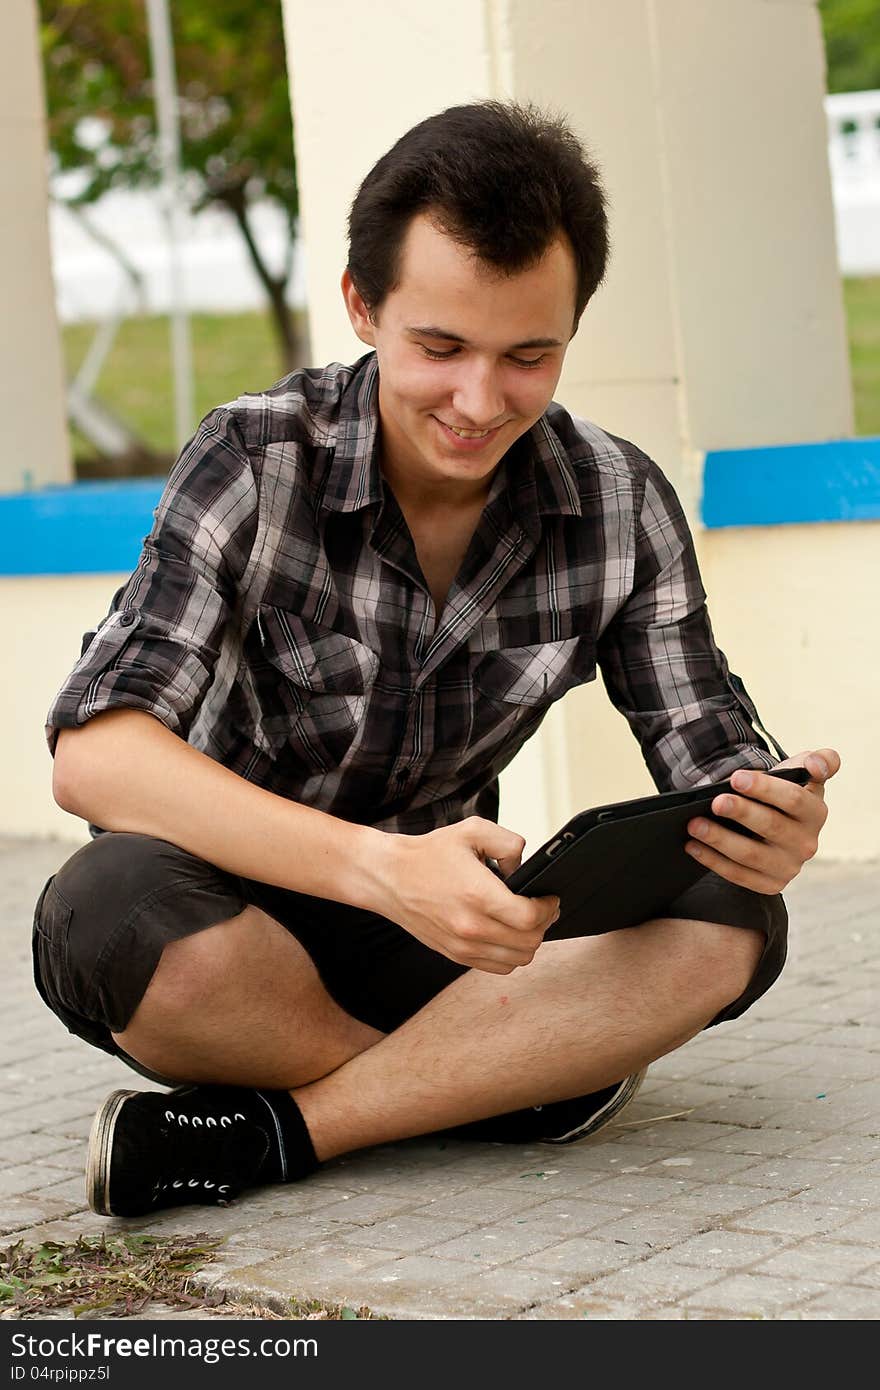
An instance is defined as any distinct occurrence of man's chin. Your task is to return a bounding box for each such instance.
[430,447,506,480]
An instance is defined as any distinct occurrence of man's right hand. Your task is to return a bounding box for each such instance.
[370,817,560,974]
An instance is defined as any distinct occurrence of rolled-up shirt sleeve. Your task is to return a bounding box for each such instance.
[597,456,783,791]
[45,408,257,755]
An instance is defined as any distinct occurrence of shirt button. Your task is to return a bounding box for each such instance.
[119,611,137,626]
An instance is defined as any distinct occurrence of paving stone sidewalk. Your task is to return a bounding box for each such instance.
[1,834,878,1321]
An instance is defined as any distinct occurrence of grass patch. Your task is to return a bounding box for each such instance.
[62,309,304,472]
[842,276,880,435]
[0,1234,380,1321]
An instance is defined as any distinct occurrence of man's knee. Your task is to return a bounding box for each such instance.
[671,917,765,1015]
[130,904,267,1020]
[34,831,245,1036]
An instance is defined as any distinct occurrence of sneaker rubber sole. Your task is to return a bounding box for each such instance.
[86,1089,139,1215]
[543,1067,648,1144]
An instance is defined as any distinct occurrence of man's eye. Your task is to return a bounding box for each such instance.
[420,346,548,368]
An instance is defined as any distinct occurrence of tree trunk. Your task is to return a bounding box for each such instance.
[217,185,308,373]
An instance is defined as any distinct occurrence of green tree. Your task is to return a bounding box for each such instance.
[40,0,306,370]
[820,0,880,93]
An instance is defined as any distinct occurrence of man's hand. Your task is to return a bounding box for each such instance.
[371,817,560,974]
[685,748,841,894]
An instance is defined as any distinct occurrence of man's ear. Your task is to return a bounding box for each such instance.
[341,270,376,346]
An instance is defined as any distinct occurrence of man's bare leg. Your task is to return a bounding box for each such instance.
[115,905,762,1158]
[294,917,761,1160]
[112,905,384,1088]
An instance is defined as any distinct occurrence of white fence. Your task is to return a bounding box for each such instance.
[826,89,880,276]
[47,90,880,325]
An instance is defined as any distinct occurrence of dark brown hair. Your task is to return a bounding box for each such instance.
[347,100,609,331]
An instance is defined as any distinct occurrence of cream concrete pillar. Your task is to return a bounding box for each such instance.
[281,0,855,854]
[1,0,71,492]
[4,574,121,845]
[281,0,502,369]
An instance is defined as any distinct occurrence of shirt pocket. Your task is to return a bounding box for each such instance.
[473,636,596,716]
[255,607,380,773]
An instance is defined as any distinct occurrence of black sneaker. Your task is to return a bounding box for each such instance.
[86,1084,290,1217]
[443,1069,647,1145]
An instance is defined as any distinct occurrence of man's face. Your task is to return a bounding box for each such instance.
[342,213,578,500]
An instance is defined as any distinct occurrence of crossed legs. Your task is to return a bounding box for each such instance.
[112,903,763,1163]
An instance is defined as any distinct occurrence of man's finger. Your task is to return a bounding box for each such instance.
[684,837,790,894]
[704,794,788,844]
[774,747,841,789]
[485,888,559,935]
[728,766,807,814]
[803,748,841,788]
[494,851,524,878]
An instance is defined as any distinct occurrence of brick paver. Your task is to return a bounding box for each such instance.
[1,834,878,1320]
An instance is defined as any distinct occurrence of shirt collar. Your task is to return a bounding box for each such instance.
[319,354,384,513]
[498,414,583,541]
[319,352,583,533]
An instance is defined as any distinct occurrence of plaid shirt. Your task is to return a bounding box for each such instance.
[46,352,783,834]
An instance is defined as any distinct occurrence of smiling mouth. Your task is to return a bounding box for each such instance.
[444,424,492,438]
[435,417,505,441]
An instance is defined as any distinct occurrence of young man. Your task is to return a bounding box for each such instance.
[35,101,838,1218]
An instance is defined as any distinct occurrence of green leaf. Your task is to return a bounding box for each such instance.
[33,1241,68,1261]
[0,1276,29,1297]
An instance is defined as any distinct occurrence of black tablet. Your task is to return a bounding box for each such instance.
[505,766,811,940]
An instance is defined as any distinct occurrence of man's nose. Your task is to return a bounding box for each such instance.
[451,362,505,427]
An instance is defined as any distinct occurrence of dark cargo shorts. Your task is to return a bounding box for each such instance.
[32,831,788,1082]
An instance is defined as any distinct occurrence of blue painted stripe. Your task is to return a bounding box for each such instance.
[702,437,880,528]
[2,435,878,577]
[0,478,164,576]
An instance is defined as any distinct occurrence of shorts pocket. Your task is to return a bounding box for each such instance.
[32,877,75,1015]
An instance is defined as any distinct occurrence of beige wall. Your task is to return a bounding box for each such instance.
[696,523,878,863]
[5,574,120,849]
[1,0,70,491]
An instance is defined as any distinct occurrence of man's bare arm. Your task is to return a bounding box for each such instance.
[52,709,559,974]
[53,709,385,910]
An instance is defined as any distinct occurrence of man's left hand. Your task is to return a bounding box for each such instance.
[685,748,841,894]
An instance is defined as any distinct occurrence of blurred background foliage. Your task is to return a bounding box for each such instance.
[820,0,880,92]
[41,0,304,373]
[40,0,880,475]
